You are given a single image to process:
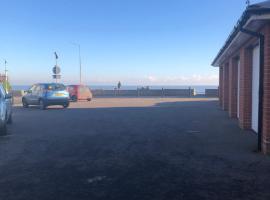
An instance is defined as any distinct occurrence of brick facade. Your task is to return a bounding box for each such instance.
[238,47,252,130]
[218,23,270,154]
[262,24,270,154]
[228,58,238,118]
[219,66,224,107]
[222,63,229,111]
[214,4,270,154]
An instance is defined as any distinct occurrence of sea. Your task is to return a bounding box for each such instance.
[12,85,218,94]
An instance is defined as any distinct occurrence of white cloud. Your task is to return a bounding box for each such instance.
[145,73,218,85]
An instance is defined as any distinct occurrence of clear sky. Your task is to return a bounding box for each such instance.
[0,0,263,86]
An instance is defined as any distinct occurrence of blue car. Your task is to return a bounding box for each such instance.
[22,83,70,110]
[0,84,13,135]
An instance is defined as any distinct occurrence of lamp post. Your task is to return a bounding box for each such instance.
[4,60,8,93]
[71,43,82,85]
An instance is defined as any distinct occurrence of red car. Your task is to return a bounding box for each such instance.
[67,85,93,102]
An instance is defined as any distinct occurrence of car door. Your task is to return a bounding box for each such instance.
[25,85,36,104]
[0,85,11,118]
[31,85,41,105]
[0,85,7,123]
[37,84,45,100]
[78,86,83,99]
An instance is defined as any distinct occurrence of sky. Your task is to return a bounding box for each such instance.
[0,0,264,86]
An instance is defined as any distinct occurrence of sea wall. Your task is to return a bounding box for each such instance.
[92,89,196,97]
[11,88,219,98]
[205,89,219,97]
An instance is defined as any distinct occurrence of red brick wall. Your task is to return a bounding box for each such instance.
[239,47,252,129]
[219,66,224,107]
[216,23,270,154]
[228,58,238,118]
[222,63,229,111]
[262,24,270,154]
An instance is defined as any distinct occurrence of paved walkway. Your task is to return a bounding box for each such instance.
[0,98,269,200]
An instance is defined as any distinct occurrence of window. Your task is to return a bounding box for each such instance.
[0,85,5,98]
[29,85,36,92]
[46,84,66,91]
[79,86,89,94]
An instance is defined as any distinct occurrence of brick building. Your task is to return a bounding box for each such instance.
[212,1,270,154]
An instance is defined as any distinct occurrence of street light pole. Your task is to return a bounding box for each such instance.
[78,44,82,85]
[71,43,82,85]
[4,60,8,93]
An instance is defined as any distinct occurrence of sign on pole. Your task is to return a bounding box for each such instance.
[52,52,61,82]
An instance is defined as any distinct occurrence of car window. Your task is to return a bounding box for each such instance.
[46,84,66,91]
[68,86,75,91]
[79,86,86,93]
[0,85,6,98]
[35,85,41,92]
[29,85,36,92]
[40,85,45,92]
[84,86,89,92]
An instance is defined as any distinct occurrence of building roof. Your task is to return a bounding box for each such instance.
[249,1,270,9]
[212,1,270,66]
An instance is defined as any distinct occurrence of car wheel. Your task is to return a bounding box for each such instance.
[87,98,91,101]
[63,102,69,108]
[71,95,77,102]
[22,98,29,108]
[7,114,12,124]
[0,114,7,136]
[39,100,46,110]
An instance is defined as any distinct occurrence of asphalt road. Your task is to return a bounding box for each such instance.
[0,98,270,200]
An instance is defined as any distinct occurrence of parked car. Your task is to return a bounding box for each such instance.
[67,85,92,102]
[0,84,13,135]
[22,83,70,110]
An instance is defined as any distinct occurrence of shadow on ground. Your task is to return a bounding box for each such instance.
[0,100,269,200]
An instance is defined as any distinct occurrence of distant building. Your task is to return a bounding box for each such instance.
[212,1,270,154]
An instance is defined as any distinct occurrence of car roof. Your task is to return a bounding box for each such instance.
[68,85,88,87]
[36,83,65,86]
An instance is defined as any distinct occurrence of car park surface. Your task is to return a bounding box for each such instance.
[1,98,270,200]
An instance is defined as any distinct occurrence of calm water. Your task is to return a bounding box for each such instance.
[12,85,218,94]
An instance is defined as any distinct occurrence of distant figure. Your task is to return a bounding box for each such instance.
[117,81,121,90]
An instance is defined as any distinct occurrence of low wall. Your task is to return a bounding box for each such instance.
[11,90,25,97]
[205,89,219,97]
[11,88,218,98]
[92,89,195,97]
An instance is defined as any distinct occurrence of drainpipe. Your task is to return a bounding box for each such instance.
[240,28,264,152]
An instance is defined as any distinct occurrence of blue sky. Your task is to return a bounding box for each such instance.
[0,0,263,86]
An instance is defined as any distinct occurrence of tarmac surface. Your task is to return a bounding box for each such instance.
[0,98,270,200]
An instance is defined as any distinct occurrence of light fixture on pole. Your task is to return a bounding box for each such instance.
[52,52,61,82]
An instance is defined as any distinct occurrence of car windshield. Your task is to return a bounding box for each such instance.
[68,86,75,90]
[46,84,66,91]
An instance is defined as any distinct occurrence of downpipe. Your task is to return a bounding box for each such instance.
[240,28,264,152]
